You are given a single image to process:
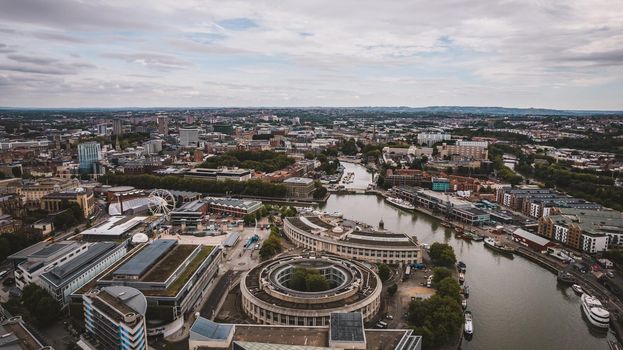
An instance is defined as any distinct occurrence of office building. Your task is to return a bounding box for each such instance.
[283,177,315,199]
[40,242,127,307]
[284,215,422,265]
[142,139,163,155]
[41,188,95,218]
[436,143,488,161]
[188,312,422,350]
[179,128,200,147]
[73,240,223,337]
[97,123,108,136]
[19,177,80,207]
[0,316,52,350]
[184,168,252,182]
[78,142,102,174]
[83,286,147,350]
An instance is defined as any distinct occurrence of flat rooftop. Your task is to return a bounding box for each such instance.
[113,240,177,278]
[80,216,146,237]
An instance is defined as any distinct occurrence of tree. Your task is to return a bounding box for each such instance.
[429,242,457,267]
[17,284,62,328]
[407,294,463,349]
[341,138,358,156]
[432,267,452,286]
[436,277,461,302]
[306,273,330,292]
[387,284,398,296]
[313,181,327,199]
[377,263,391,282]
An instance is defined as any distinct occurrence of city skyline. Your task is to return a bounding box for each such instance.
[1,1,623,109]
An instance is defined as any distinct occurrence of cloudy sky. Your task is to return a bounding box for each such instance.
[0,0,622,109]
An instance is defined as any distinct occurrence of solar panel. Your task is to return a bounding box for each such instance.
[113,240,176,277]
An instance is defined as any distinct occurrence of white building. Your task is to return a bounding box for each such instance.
[179,128,200,147]
[417,132,451,146]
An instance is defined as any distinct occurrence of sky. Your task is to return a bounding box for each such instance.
[0,0,622,110]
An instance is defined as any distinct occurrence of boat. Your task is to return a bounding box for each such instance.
[572,284,584,295]
[464,311,474,336]
[461,296,467,309]
[483,237,515,257]
[441,222,452,228]
[557,270,576,284]
[385,196,415,210]
[462,285,470,298]
[456,261,467,273]
[581,293,610,329]
[459,272,465,284]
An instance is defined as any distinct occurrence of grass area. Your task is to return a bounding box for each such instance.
[141,245,198,282]
[147,246,215,297]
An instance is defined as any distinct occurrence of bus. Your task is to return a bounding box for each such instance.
[376,321,388,329]
[404,265,411,279]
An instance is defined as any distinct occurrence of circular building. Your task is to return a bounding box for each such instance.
[241,254,382,326]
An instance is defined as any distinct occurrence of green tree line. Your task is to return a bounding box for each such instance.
[200,150,295,173]
[100,173,288,198]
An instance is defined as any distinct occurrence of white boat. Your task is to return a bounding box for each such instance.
[464,311,473,335]
[572,284,584,295]
[385,196,415,210]
[459,272,465,284]
[581,293,610,329]
[461,297,467,309]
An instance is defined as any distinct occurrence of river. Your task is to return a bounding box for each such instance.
[319,162,614,350]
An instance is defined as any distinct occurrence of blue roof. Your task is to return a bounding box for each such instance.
[190,317,233,340]
[113,240,176,277]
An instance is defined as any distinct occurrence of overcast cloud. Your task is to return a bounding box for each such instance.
[0,0,622,109]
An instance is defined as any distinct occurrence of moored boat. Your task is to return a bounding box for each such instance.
[464,311,474,336]
[572,284,584,295]
[581,293,610,329]
[557,270,576,284]
[385,196,416,211]
[462,284,470,298]
[459,272,465,284]
[461,296,467,309]
[456,261,467,273]
[484,237,515,257]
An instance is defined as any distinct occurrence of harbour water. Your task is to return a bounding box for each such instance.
[319,162,614,350]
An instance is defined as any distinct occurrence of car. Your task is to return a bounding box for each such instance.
[385,314,394,320]
[607,271,615,279]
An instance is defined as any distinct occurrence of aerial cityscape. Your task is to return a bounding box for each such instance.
[1,1,623,350]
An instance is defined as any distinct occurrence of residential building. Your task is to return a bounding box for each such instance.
[417,132,451,146]
[78,142,102,174]
[538,208,623,253]
[385,169,429,187]
[436,143,488,161]
[83,286,147,350]
[143,139,163,155]
[157,116,169,135]
[112,119,123,136]
[431,177,450,192]
[283,177,315,199]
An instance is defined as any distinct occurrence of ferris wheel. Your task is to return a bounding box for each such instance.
[148,189,176,219]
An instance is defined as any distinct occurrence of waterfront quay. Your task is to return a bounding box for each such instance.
[321,188,617,350]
